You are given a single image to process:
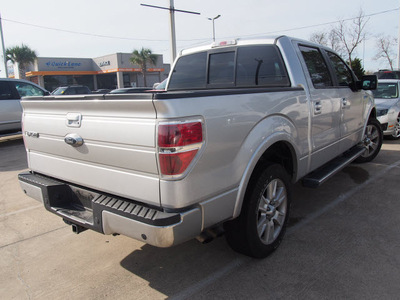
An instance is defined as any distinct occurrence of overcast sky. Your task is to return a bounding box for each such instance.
[1,0,399,73]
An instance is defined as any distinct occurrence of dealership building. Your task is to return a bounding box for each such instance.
[20,52,170,92]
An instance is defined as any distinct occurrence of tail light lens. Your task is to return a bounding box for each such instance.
[158,121,203,177]
[158,122,202,147]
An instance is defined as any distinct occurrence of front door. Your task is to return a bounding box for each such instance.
[325,52,365,152]
[298,45,342,171]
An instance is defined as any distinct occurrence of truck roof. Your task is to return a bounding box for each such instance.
[179,35,328,57]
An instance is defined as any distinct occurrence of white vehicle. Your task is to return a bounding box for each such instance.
[373,79,400,139]
[0,78,49,134]
[18,36,381,258]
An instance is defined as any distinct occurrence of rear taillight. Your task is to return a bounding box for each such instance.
[158,121,203,176]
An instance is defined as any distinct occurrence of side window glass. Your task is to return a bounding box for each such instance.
[236,45,290,87]
[15,82,45,97]
[77,87,89,94]
[327,52,354,87]
[208,52,235,85]
[299,46,333,88]
[0,82,14,100]
[168,52,207,90]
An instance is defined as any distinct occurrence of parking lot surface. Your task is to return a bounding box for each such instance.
[1,134,400,299]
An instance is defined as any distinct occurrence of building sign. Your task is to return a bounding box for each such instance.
[99,61,111,67]
[45,60,82,69]
[147,68,165,72]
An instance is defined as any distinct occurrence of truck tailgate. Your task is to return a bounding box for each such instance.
[21,94,160,207]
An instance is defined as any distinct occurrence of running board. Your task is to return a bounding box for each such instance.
[302,146,366,188]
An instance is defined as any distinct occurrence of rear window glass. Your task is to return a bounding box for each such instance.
[209,52,235,85]
[168,45,290,90]
[375,71,400,79]
[236,46,289,87]
[168,52,207,90]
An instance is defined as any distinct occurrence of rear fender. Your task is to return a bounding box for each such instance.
[232,115,301,219]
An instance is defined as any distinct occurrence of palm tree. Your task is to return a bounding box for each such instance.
[130,48,157,87]
[6,44,37,79]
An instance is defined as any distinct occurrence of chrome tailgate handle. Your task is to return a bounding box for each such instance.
[64,133,84,147]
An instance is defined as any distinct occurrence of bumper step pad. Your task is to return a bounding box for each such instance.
[18,172,181,233]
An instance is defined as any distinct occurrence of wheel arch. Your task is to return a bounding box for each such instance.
[232,134,299,219]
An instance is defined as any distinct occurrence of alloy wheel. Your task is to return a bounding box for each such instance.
[256,178,287,245]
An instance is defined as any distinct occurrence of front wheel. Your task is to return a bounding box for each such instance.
[387,117,400,140]
[355,118,383,163]
[224,163,291,258]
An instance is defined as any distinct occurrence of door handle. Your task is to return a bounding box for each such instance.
[342,98,349,109]
[314,101,322,115]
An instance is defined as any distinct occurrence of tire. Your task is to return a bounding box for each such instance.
[355,118,383,163]
[224,163,291,258]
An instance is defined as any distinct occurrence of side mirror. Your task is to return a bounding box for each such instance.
[356,75,377,90]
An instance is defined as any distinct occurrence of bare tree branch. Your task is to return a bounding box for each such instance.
[330,9,369,68]
[374,35,397,70]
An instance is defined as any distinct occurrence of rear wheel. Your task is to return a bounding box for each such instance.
[224,163,291,258]
[355,118,383,163]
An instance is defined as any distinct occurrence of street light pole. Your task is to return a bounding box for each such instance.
[0,13,8,78]
[398,2,400,69]
[141,2,200,63]
[169,0,177,62]
[208,15,221,42]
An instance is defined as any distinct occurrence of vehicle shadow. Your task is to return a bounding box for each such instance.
[120,237,245,297]
[119,144,400,298]
[0,138,27,172]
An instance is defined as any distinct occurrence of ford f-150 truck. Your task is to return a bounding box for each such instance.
[18,36,381,258]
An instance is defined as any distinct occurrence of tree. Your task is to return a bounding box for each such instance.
[350,58,365,79]
[6,44,37,79]
[309,9,368,70]
[331,9,368,68]
[310,30,344,55]
[129,48,157,87]
[374,35,397,70]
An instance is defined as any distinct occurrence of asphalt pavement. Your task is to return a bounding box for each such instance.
[1,134,399,299]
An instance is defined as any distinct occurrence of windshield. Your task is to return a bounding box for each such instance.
[51,87,67,95]
[372,83,399,99]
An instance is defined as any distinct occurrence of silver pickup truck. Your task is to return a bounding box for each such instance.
[18,36,381,258]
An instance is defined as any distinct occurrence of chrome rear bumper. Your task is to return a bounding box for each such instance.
[18,172,202,247]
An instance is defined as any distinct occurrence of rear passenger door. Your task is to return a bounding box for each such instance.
[298,45,341,171]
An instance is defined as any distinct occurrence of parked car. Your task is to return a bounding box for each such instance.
[51,85,92,95]
[373,79,400,139]
[374,70,400,80]
[108,87,152,94]
[0,78,49,134]
[92,89,111,94]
